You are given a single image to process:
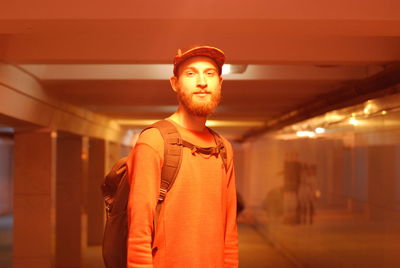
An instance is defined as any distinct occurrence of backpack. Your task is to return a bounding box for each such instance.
[101,120,227,268]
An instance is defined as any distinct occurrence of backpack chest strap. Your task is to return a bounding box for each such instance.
[175,139,222,156]
[148,121,229,202]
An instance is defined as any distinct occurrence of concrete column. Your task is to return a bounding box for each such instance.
[0,135,13,215]
[55,132,86,268]
[87,138,106,246]
[13,130,56,268]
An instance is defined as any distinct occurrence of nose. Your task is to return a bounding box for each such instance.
[196,73,207,88]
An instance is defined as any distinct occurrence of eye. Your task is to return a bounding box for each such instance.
[206,70,216,77]
[185,71,195,77]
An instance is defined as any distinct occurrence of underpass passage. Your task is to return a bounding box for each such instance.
[2,67,400,267]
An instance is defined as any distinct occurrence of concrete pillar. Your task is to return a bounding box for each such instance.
[55,132,86,268]
[13,130,56,268]
[0,135,13,215]
[87,138,106,246]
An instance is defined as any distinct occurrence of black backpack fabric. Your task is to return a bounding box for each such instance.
[101,120,227,268]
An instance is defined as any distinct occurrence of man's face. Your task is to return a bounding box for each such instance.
[171,56,223,117]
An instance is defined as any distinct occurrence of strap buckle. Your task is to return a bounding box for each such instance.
[158,188,167,201]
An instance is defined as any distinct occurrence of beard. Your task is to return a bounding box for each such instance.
[177,88,221,117]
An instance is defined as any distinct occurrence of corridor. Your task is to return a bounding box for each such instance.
[1,1,400,267]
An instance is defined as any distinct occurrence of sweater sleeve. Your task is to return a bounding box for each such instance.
[224,141,239,267]
[126,129,164,268]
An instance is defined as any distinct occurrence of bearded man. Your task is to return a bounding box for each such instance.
[126,46,239,268]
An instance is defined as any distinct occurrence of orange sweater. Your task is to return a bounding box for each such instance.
[126,121,238,268]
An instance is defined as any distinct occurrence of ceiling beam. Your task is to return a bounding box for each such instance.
[3,34,399,64]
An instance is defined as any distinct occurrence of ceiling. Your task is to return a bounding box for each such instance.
[1,0,400,141]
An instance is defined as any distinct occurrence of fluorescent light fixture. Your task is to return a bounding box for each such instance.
[363,102,377,115]
[348,117,359,126]
[115,119,264,128]
[296,131,315,137]
[222,64,231,75]
[315,127,326,134]
[206,120,264,127]
[222,64,248,75]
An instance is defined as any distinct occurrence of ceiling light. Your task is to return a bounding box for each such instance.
[349,117,359,126]
[206,120,264,127]
[114,119,264,128]
[296,131,315,138]
[222,64,231,75]
[363,102,377,115]
[222,64,248,75]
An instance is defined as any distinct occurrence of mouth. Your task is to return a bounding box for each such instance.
[193,92,211,97]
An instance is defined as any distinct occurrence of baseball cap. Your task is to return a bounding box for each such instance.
[173,45,226,76]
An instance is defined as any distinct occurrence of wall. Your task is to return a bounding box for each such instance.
[239,94,400,268]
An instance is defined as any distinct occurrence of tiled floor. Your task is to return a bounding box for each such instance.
[238,224,295,268]
[257,208,400,268]
[3,209,399,268]
[84,223,295,268]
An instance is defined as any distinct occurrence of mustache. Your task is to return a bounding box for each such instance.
[193,91,212,94]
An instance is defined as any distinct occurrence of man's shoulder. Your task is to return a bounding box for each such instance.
[136,127,164,151]
[207,128,229,144]
[219,133,232,147]
[208,128,234,156]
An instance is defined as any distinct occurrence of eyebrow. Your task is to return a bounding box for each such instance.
[182,67,217,72]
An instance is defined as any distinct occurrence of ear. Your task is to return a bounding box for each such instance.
[169,76,178,92]
[217,76,223,90]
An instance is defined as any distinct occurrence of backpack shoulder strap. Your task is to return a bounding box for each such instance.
[207,128,228,172]
[142,119,183,202]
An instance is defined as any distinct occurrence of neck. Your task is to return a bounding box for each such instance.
[169,106,208,132]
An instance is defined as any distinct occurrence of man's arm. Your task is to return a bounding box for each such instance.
[126,129,164,268]
[224,141,239,267]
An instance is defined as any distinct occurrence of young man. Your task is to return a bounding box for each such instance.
[126,46,239,267]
